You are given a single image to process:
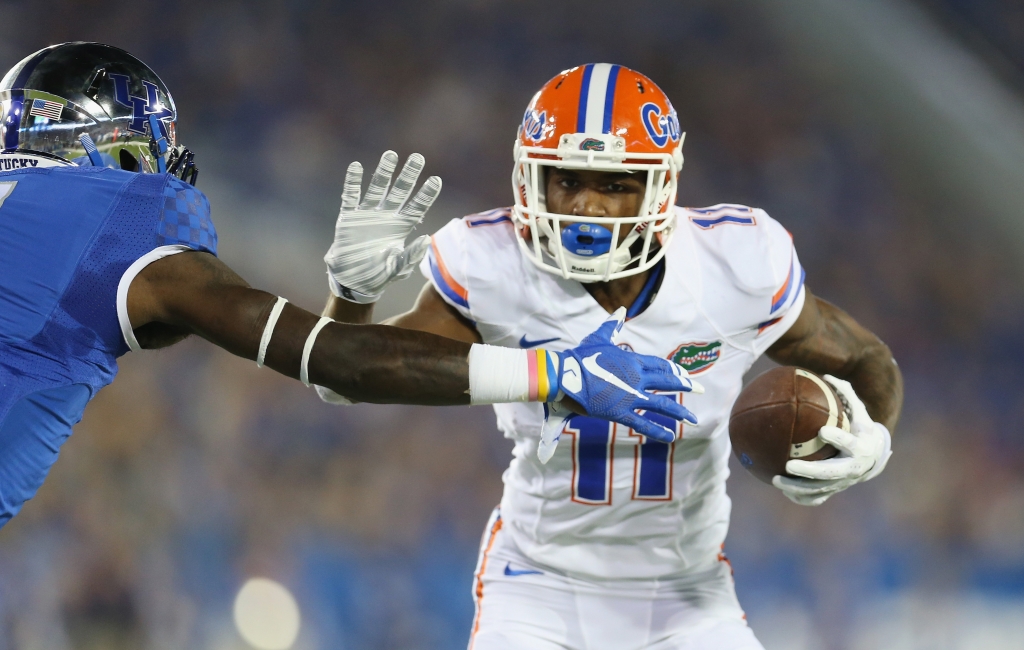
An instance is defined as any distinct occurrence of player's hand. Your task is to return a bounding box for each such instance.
[538,308,704,464]
[771,375,892,506]
[325,151,442,303]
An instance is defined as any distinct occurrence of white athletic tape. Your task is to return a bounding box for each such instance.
[468,344,531,404]
[256,297,288,368]
[301,317,334,387]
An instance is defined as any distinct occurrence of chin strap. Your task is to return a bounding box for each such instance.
[148,114,168,173]
[78,134,105,167]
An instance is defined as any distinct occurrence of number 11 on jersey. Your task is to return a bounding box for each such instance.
[564,395,682,505]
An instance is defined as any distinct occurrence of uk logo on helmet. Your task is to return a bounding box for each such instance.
[640,102,681,147]
[521,109,547,142]
[109,74,173,134]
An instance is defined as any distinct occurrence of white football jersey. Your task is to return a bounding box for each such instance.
[420,204,805,581]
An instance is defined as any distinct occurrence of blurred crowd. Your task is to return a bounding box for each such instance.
[1,1,1023,649]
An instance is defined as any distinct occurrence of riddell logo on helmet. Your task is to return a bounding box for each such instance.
[579,138,605,151]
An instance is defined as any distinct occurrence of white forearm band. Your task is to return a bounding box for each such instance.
[256,296,289,368]
[469,344,560,405]
[300,316,334,387]
[469,345,530,404]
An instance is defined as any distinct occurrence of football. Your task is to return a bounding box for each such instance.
[729,366,848,484]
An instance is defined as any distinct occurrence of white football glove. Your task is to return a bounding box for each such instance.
[772,375,892,506]
[539,401,573,464]
[325,151,442,303]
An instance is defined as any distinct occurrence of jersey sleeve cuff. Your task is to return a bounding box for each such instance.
[420,236,474,321]
[752,282,806,355]
[116,245,191,352]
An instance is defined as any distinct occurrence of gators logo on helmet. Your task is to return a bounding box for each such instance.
[522,109,547,142]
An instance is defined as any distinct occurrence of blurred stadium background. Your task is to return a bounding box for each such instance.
[2,0,1023,648]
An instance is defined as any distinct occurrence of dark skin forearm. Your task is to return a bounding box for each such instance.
[128,252,471,405]
[767,289,903,432]
[324,295,375,324]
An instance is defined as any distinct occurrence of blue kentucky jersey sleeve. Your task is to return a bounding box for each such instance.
[0,164,216,526]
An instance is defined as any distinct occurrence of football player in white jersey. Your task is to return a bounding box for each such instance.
[320,64,903,649]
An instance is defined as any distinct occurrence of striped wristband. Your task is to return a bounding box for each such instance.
[525,348,561,402]
[468,344,561,405]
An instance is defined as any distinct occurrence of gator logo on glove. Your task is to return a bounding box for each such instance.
[670,341,721,374]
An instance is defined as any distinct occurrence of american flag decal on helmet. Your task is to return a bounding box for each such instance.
[29,99,63,121]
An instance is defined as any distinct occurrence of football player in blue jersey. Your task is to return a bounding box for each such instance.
[0,43,703,529]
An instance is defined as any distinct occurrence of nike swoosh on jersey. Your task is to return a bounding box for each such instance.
[582,353,649,401]
[519,334,559,348]
[504,562,543,576]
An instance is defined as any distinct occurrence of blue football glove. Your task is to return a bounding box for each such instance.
[539,308,703,464]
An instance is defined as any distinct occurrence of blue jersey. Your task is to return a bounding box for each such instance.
[0,155,217,526]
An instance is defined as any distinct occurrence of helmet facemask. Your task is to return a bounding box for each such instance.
[510,63,685,283]
[512,132,683,283]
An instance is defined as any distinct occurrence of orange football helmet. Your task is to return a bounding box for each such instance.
[512,63,684,282]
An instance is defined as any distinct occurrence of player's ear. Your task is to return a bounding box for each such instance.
[119,149,139,173]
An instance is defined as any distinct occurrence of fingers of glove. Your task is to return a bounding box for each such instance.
[340,161,363,211]
[785,490,833,507]
[823,374,871,427]
[786,455,871,481]
[361,150,398,208]
[382,153,425,212]
[401,235,431,270]
[538,405,572,464]
[393,244,426,282]
[399,175,442,222]
[772,474,850,497]
[771,480,830,506]
[857,423,893,482]
[866,447,893,482]
[638,356,704,394]
[621,411,676,444]
[581,307,628,346]
[380,245,407,280]
[640,395,698,426]
[816,425,864,457]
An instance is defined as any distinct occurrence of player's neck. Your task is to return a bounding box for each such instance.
[583,268,652,315]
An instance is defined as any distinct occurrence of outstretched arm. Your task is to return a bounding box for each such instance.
[126,249,701,443]
[127,251,472,405]
[767,288,902,432]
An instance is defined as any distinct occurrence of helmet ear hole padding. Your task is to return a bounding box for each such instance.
[119,148,139,172]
